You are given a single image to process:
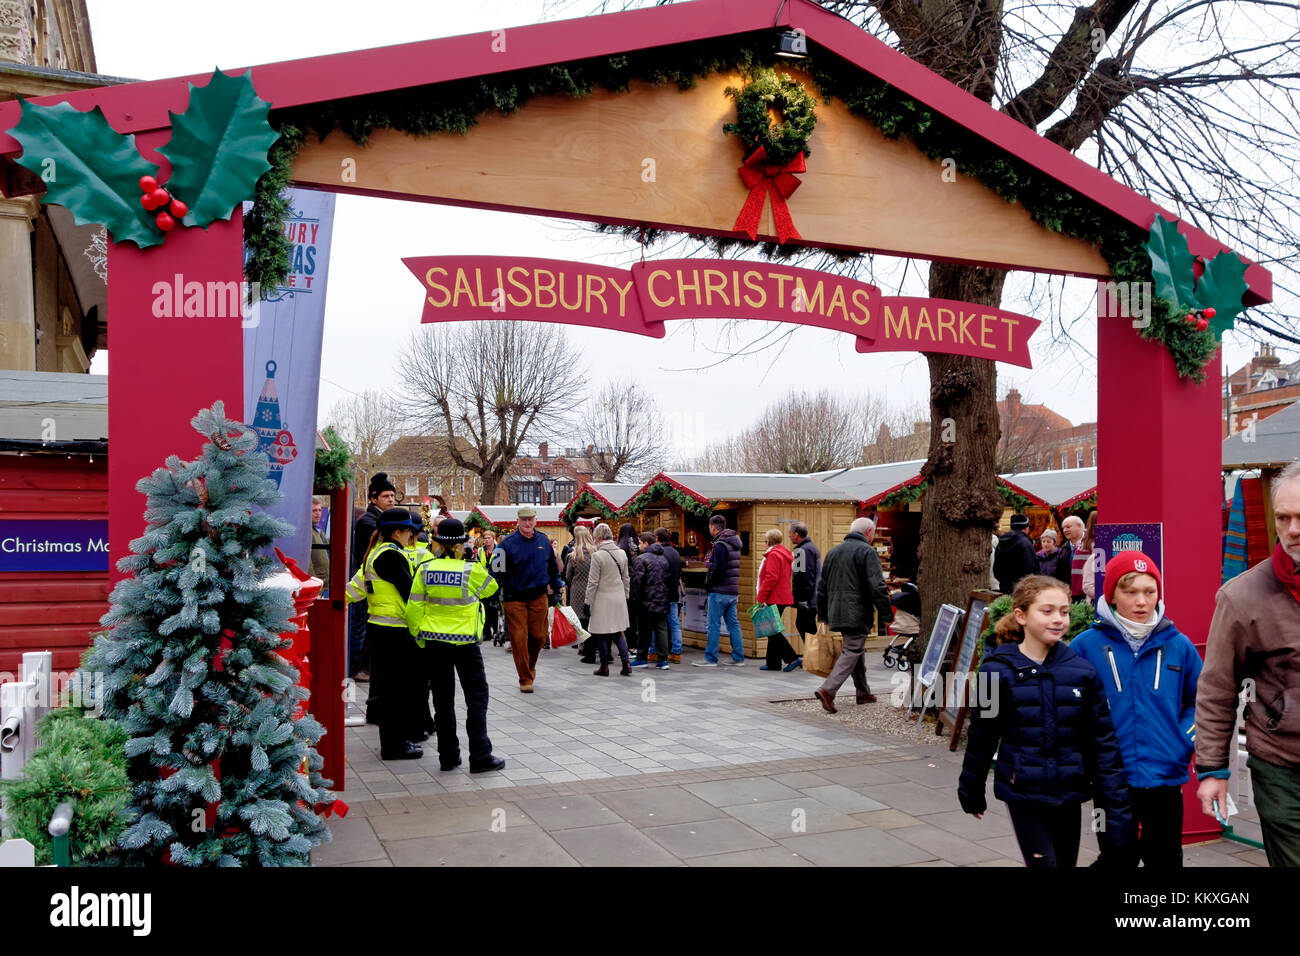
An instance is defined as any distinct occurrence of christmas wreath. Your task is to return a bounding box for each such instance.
[722,67,818,166]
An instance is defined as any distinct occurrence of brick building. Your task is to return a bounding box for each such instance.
[507,442,597,506]
[1224,344,1300,437]
[371,435,483,511]
[861,389,1097,472]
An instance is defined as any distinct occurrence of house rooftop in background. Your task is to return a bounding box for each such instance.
[649,472,855,504]
[1223,400,1300,470]
[472,504,566,526]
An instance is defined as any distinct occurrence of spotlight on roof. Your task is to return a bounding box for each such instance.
[776,29,807,58]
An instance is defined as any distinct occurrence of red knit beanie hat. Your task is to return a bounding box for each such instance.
[1103,551,1162,605]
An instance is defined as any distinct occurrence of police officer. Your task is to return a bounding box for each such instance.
[345,508,424,761]
[406,518,506,774]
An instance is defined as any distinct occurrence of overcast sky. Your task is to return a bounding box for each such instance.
[83,0,1286,461]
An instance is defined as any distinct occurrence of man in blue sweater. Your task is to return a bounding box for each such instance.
[493,505,564,692]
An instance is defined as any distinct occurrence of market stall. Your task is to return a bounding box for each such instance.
[619,472,857,658]
[559,482,642,525]
[468,504,572,549]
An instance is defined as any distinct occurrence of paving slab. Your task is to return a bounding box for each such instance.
[892,824,1008,865]
[368,803,533,841]
[868,781,962,815]
[851,809,924,830]
[386,827,579,867]
[722,798,863,839]
[681,777,803,807]
[643,818,777,859]
[549,822,685,867]
[514,794,623,831]
[601,786,728,828]
[797,784,888,814]
[778,826,938,866]
[310,817,386,866]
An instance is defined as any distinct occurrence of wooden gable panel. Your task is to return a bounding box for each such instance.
[293,73,1108,278]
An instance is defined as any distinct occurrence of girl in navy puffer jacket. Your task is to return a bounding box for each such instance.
[958,575,1133,867]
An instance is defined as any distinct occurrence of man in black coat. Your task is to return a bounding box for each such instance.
[814,517,893,712]
[630,532,672,668]
[790,521,821,649]
[350,473,398,686]
[993,513,1039,594]
[655,527,684,663]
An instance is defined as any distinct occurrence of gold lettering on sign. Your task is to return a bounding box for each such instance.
[647,270,673,308]
[534,270,557,309]
[826,285,849,322]
[703,269,729,307]
[850,289,872,325]
[980,314,995,350]
[558,272,583,311]
[937,308,956,343]
[425,267,451,308]
[768,272,793,310]
[913,308,934,341]
[609,277,634,318]
[884,305,911,339]
[507,266,532,308]
[586,275,608,316]
[958,310,977,346]
[452,269,476,309]
[677,269,702,307]
[742,271,766,309]
[1003,316,1019,352]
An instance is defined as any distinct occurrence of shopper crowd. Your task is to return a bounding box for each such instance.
[334,461,1300,870]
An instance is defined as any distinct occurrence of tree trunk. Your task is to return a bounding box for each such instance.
[914,261,1008,652]
[481,473,502,506]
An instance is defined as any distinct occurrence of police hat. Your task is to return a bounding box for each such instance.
[379,507,419,530]
[434,517,469,544]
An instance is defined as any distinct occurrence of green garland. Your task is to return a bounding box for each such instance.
[464,511,493,532]
[722,66,818,165]
[997,484,1033,511]
[982,593,1094,647]
[313,425,353,492]
[877,480,928,508]
[561,489,617,524]
[243,32,1223,378]
[621,480,713,517]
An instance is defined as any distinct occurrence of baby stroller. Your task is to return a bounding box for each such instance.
[485,594,507,647]
[882,582,920,670]
[881,630,914,671]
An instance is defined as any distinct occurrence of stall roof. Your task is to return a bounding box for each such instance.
[473,504,566,525]
[814,460,927,504]
[654,472,854,503]
[586,483,642,509]
[998,467,1097,509]
[1223,401,1300,469]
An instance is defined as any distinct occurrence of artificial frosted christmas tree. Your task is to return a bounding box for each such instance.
[86,401,334,866]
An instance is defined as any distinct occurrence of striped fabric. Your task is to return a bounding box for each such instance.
[1223,479,1249,583]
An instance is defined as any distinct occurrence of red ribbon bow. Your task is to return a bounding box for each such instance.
[733,147,806,245]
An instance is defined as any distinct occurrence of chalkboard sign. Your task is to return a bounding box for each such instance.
[918,603,963,688]
[939,589,997,747]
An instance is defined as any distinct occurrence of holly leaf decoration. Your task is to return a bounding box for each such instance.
[1194,250,1249,338]
[160,69,280,229]
[1144,215,1197,312]
[9,100,162,248]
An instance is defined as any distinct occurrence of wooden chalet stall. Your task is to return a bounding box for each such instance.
[1222,401,1299,576]
[469,504,571,549]
[619,472,857,658]
[998,467,1097,532]
[559,482,642,526]
[816,460,926,581]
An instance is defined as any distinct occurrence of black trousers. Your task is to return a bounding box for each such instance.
[636,611,669,659]
[764,605,797,669]
[367,624,424,754]
[424,640,492,764]
[594,631,630,666]
[794,606,818,639]
[1007,801,1082,868]
[1097,785,1183,868]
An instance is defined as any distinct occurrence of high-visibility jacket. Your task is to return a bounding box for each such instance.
[406,552,500,647]
[344,541,411,627]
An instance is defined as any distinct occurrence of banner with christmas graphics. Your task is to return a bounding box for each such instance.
[243,188,337,571]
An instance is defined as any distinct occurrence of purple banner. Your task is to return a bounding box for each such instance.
[0,519,109,572]
[1094,522,1163,601]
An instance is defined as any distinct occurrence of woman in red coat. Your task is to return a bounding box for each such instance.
[758,528,800,672]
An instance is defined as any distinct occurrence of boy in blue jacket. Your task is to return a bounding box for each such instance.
[1070,551,1200,868]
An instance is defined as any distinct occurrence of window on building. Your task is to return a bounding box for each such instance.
[555,480,576,502]
[460,475,466,495]
[1061,451,1068,469]
[405,476,419,496]
[429,479,441,496]
[1091,447,1097,467]
[1076,449,1083,468]
[513,482,540,504]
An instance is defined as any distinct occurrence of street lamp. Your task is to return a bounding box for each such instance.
[540,472,556,505]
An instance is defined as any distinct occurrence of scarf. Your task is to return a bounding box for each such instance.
[1274,540,1300,606]
[1114,610,1160,654]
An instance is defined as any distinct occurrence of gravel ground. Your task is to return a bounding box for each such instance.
[777,697,968,748]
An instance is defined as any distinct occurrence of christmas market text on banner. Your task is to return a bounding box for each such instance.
[403,256,1042,368]
[242,188,337,569]
[0,519,108,572]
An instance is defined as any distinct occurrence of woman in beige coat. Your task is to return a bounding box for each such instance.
[585,523,632,676]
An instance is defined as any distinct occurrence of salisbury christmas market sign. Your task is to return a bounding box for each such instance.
[405,256,1041,366]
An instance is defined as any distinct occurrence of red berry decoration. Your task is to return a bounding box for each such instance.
[1196,317,1209,332]
[169,198,188,218]
[139,175,158,193]
[1204,307,1216,319]
[156,212,175,232]
[1185,313,1196,324]
[140,193,156,210]
[148,187,169,206]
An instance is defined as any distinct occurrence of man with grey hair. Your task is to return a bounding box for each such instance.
[1196,460,1300,865]
[813,516,893,713]
[789,521,821,658]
